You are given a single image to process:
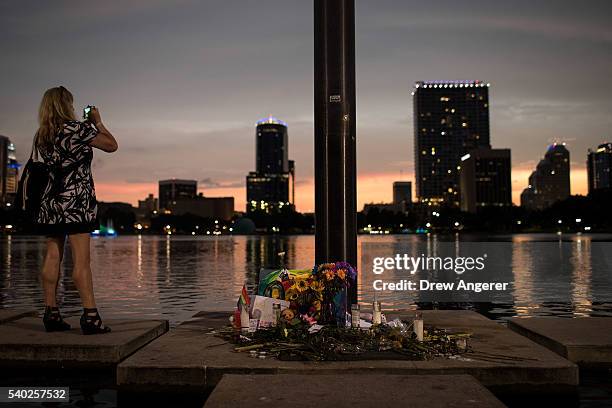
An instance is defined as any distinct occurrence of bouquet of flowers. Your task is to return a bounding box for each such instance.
[311,262,357,324]
[256,262,357,326]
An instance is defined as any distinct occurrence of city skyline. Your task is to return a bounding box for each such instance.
[1,1,611,212]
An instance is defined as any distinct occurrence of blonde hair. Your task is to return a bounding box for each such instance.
[35,86,76,150]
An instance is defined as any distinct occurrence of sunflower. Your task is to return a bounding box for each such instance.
[285,289,300,302]
[310,280,324,293]
[324,270,335,281]
[296,279,309,292]
[337,269,346,280]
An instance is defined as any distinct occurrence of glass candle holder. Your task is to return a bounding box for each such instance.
[372,301,382,325]
[351,304,360,328]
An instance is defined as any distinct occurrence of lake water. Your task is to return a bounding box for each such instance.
[1,234,612,326]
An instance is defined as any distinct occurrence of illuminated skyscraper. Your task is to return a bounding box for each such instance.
[521,143,570,210]
[413,80,491,206]
[587,142,612,194]
[0,135,20,206]
[246,116,294,213]
[256,116,288,174]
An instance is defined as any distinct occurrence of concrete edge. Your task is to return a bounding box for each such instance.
[0,319,170,368]
[507,319,569,359]
[116,320,170,363]
[0,309,38,325]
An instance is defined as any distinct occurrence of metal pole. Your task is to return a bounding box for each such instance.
[314,0,357,303]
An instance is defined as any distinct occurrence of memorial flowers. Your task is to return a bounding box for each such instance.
[219,316,471,362]
[226,262,470,362]
[255,262,356,325]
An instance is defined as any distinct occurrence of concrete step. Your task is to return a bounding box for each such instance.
[117,310,578,397]
[0,316,168,368]
[0,309,37,324]
[203,374,507,408]
[508,317,612,369]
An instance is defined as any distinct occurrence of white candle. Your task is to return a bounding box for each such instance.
[240,304,250,332]
[351,304,360,328]
[372,301,382,325]
[413,312,424,342]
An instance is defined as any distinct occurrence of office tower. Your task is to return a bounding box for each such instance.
[173,194,235,221]
[392,181,412,213]
[460,148,512,213]
[256,116,288,174]
[246,116,294,213]
[158,179,197,212]
[138,193,159,214]
[0,135,20,206]
[587,142,612,194]
[413,80,491,207]
[520,143,570,210]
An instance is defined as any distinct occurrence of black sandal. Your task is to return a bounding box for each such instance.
[80,308,111,335]
[43,306,71,332]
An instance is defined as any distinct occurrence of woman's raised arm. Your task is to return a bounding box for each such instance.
[88,107,118,153]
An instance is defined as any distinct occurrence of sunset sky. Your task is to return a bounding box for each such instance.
[1,1,611,212]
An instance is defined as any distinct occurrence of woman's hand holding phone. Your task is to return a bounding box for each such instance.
[89,107,102,126]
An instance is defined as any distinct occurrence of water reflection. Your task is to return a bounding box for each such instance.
[511,236,536,316]
[0,234,611,326]
[570,238,592,317]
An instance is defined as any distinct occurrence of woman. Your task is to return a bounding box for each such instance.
[35,86,118,334]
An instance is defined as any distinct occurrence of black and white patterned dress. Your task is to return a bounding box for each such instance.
[36,120,99,235]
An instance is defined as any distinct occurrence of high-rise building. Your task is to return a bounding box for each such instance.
[138,193,158,214]
[460,148,511,213]
[246,116,294,213]
[158,179,197,212]
[520,143,570,210]
[173,194,234,221]
[256,117,288,174]
[587,142,612,194]
[392,181,412,208]
[413,80,491,206]
[0,135,20,206]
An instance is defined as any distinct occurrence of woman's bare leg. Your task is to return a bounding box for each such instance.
[68,233,96,308]
[41,236,65,307]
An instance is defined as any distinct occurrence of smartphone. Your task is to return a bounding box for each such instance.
[83,105,95,121]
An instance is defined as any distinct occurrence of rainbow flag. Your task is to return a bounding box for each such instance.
[237,284,250,309]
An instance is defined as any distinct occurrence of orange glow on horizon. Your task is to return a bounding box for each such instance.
[95,165,589,213]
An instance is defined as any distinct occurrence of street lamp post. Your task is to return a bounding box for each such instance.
[314,0,357,303]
